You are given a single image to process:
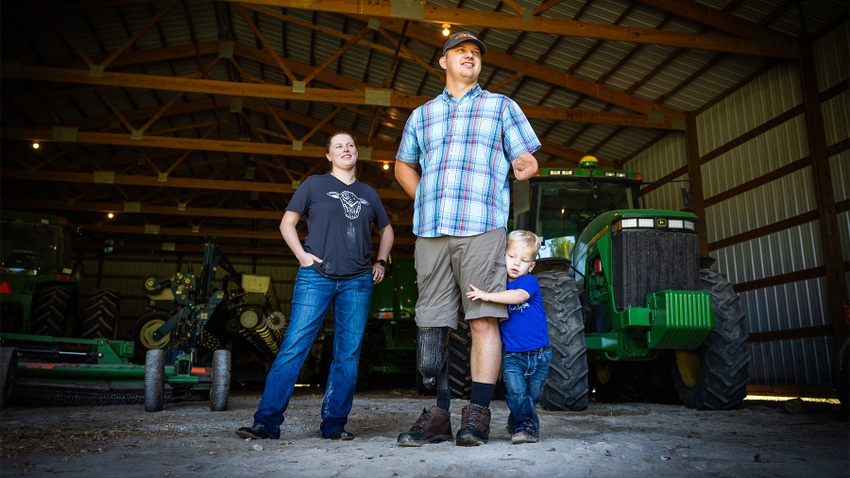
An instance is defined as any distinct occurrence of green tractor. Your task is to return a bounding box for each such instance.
[0,211,125,408]
[0,211,120,340]
[512,157,750,411]
[358,258,418,390]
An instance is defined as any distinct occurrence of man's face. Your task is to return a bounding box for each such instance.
[439,41,482,80]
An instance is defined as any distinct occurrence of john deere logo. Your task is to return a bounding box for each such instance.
[656,218,667,227]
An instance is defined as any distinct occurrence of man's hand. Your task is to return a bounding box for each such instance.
[512,152,539,181]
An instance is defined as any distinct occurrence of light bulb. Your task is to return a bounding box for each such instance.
[442,24,450,36]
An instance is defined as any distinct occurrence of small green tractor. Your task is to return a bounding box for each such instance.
[0,210,126,408]
[0,211,120,339]
[512,157,750,411]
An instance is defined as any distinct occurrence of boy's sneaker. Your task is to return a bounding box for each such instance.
[455,403,491,446]
[235,424,278,440]
[397,406,452,447]
[511,430,538,444]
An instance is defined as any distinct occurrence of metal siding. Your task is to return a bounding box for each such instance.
[814,21,849,91]
[822,93,850,150]
[696,63,803,155]
[638,35,846,388]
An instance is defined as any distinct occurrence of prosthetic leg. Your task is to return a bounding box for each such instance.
[416,327,449,389]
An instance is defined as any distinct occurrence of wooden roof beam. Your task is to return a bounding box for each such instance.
[225,0,798,58]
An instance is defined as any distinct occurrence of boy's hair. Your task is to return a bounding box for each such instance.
[507,230,542,254]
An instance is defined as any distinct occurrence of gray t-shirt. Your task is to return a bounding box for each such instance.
[286,173,390,280]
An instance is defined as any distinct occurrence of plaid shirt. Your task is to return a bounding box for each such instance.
[396,85,541,238]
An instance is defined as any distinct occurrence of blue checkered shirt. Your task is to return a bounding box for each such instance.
[396,85,541,237]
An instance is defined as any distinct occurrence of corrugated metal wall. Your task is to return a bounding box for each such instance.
[628,21,849,392]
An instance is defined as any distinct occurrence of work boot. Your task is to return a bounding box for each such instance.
[397,406,452,447]
[511,430,538,444]
[455,403,491,446]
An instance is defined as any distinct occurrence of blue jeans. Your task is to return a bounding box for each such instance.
[252,267,373,438]
[502,346,552,437]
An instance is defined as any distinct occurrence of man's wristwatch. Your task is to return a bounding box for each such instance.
[376,259,387,267]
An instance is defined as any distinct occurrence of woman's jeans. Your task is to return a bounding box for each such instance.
[502,345,552,437]
[252,267,373,438]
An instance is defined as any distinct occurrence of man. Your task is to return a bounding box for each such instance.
[394,31,540,447]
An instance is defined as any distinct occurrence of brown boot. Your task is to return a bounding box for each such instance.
[455,403,491,446]
[397,406,452,447]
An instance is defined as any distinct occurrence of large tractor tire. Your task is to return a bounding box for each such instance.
[537,271,589,411]
[210,349,231,412]
[671,269,750,410]
[144,349,166,412]
[0,347,18,409]
[448,320,472,399]
[30,283,77,337]
[591,361,651,403]
[81,288,121,339]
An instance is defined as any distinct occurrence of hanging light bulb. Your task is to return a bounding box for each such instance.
[32,141,40,150]
[442,24,451,36]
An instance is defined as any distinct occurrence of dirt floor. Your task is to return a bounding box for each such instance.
[0,386,847,478]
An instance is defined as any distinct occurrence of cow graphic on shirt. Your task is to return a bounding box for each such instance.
[328,191,369,219]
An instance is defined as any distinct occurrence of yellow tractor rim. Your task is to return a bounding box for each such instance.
[139,319,171,349]
[595,361,614,385]
[675,350,701,388]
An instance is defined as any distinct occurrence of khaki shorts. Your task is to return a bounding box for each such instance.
[413,228,508,328]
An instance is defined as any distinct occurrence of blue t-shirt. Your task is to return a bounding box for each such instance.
[500,274,549,353]
[285,173,390,280]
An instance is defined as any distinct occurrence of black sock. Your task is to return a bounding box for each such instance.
[470,382,495,408]
[436,389,451,411]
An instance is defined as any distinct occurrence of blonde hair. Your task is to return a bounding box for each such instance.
[507,230,542,254]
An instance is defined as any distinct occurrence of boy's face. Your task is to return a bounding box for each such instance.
[505,243,537,281]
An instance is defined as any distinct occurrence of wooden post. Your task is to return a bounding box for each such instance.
[798,38,848,341]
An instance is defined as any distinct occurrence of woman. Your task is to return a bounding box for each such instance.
[237,131,394,441]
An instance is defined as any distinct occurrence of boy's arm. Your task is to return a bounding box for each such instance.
[466,284,530,305]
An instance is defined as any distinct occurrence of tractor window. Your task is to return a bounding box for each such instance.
[532,177,638,260]
[0,221,69,275]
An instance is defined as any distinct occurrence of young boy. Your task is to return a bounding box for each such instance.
[466,230,550,445]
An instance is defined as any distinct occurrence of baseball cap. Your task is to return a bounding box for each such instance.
[442,31,487,55]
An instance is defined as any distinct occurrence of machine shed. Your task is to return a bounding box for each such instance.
[1,0,848,401]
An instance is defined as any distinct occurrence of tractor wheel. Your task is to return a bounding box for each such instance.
[0,347,18,409]
[30,283,77,337]
[81,288,121,339]
[132,311,172,354]
[833,336,849,413]
[537,271,589,411]
[591,361,651,403]
[210,349,231,412]
[448,319,472,399]
[671,269,750,410]
[144,349,166,412]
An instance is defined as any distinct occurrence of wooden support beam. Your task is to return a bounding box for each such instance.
[797,39,848,340]
[2,62,681,129]
[0,169,414,201]
[224,0,798,58]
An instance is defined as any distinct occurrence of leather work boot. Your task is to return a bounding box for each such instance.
[397,406,452,447]
[455,403,491,446]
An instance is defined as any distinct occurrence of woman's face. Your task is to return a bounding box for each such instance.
[327,134,358,169]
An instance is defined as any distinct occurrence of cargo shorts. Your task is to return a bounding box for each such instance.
[413,228,508,329]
